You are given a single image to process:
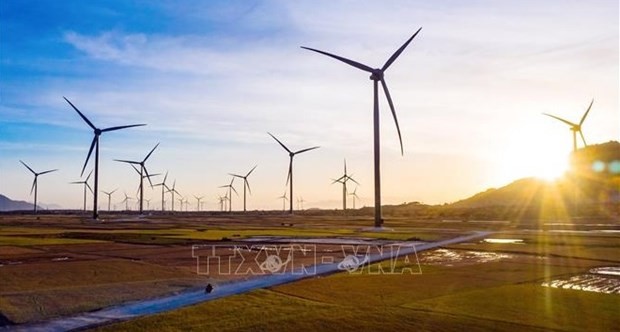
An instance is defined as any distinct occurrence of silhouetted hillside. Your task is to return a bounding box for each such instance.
[0,194,36,211]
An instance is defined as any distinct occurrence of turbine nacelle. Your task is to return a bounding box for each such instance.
[370,69,384,81]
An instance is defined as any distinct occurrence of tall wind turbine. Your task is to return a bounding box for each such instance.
[71,170,93,212]
[302,28,422,227]
[101,188,118,212]
[543,99,594,152]
[64,97,145,219]
[230,165,257,212]
[115,143,159,215]
[153,171,169,211]
[20,160,58,213]
[219,177,238,212]
[268,133,319,214]
[332,159,359,212]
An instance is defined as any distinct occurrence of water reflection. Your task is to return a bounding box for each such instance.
[541,267,620,294]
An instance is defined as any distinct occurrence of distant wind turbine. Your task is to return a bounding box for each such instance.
[278,191,288,212]
[71,170,93,212]
[302,28,422,227]
[194,195,204,211]
[121,192,133,211]
[230,165,257,212]
[64,97,145,219]
[543,99,594,152]
[20,160,58,213]
[332,159,359,213]
[217,195,225,212]
[101,188,118,212]
[166,180,181,212]
[350,187,360,209]
[115,143,159,215]
[219,177,238,212]
[268,133,319,214]
[153,171,169,211]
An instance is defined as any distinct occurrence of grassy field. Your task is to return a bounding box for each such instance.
[0,213,618,330]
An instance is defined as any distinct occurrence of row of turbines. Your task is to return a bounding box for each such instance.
[18,28,595,227]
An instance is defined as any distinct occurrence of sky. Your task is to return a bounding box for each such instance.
[1,0,618,211]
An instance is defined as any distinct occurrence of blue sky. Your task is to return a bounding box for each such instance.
[1,0,618,210]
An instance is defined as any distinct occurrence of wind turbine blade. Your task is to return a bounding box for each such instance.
[85,182,94,194]
[85,169,93,182]
[19,160,36,174]
[579,99,594,126]
[111,188,118,194]
[38,169,58,176]
[246,165,258,177]
[144,167,154,186]
[102,124,146,132]
[115,159,141,165]
[231,186,238,196]
[301,46,374,73]
[229,173,244,178]
[294,146,320,154]
[70,181,84,184]
[579,130,587,146]
[542,113,577,127]
[285,161,292,186]
[344,159,347,174]
[64,97,96,130]
[163,171,168,184]
[348,176,360,185]
[246,180,252,195]
[30,178,36,195]
[130,163,141,175]
[381,78,404,155]
[268,132,292,153]
[382,27,422,71]
[143,142,160,162]
[81,136,97,176]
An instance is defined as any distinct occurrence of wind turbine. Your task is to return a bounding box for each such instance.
[19,160,58,213]
[302,28,422,227]
[153,171,169,211]
[277,191,288,212]
[71,170,93,212]
[230,165,257,212]
[298,197,305,210]
[217,195,225,212]
[177,196,185,212]
[121,192,133,211]
[166,180,181,211]
[115,143,159,215]
[101,188,118,212]
[332,159,359,212]
[543,99,594,152]
[64,97,145,219]
[145,198,151,211]
[350,187,360,209]
[268,133,319,214]
[219,177,238,212]
[194,195,204,211]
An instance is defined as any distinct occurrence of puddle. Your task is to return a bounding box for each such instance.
[483,238,524,244]
[542,274,620,294]
[51,256,70,261]
[590,267,620,276]
[420,249,514,266]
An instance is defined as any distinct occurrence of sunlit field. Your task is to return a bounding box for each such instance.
[0,212,617,331]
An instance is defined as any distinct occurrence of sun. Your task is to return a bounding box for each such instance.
[498,134,570,183]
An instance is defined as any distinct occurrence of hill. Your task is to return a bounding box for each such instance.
[0,194,37,211]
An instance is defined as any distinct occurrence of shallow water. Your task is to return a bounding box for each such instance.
[541,273,620,294]
[420,248,514,266]
[483,238,523,244]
